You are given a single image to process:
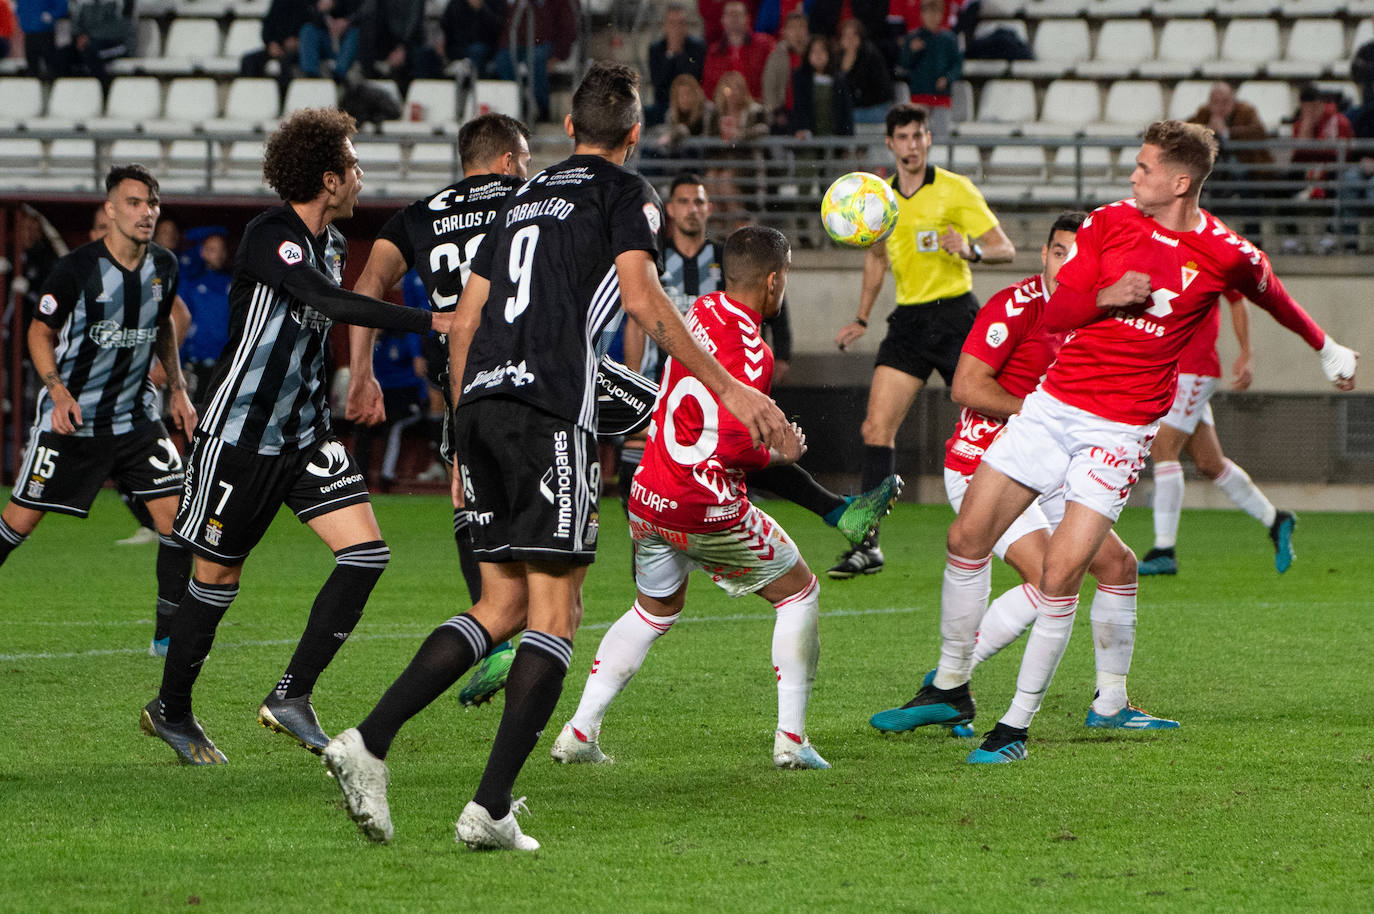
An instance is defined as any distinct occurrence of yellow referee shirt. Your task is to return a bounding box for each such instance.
[886,167,999,305]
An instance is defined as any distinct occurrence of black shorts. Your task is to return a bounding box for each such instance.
[454,397,599,565]
[10,423,184,518]
[173,434,370,563]
[874,292,980,385]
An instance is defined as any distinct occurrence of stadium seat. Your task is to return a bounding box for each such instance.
[962,20,1028,78]
[1148,0,1215,15]
[356,140,405,182]
[1200,19,1279,79]
[1022,0,1087,16]
[1012,19,1091,79]
[282,78,339,117]
[381,79,458,135]
[0,77,46,129]
[1315,80,1360,110]
[222,19,263,59]
[27,77,105,131]
[167,137,219,178]
[1052,143,1116,181]
[234,0,272,17]
[151,77,219,131]
[1166,79,1214,120]
[0,138,46,184]
[47,138,99,177]
[204,78,281,134]
[1285,0,1345,14]
[1081,80,1163,136]
[1268,20,1343,80]
[90,76,163,131]
[145,19,223,75]
[1236,80,1294,131]
[1336,19,1373,81]
[958,79,1035,136]
[987,143,1048,179]
[934,143,984,178]
[225,138,266,177]
[1076,20,1155,79]
[110,138,167,170]
[407,141,459,181]
[1137,20,1217,79]
[173,0,235,16]
[981,0,1028,14]
[1087,0,1152,17]
[111,18,164,75]
[1023,79,1100,136]
[474,79,522,119]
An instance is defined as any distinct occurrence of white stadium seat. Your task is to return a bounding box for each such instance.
[1200,19,1280,79]
[167,138,219,177]
[1137,19,1217,79]
[1167,80,1214,120]
[963,20,1028,78]
[1213,0,1277,16]
[282,78,338,117]
[0,77,46,129]
[27,77,105,130]
[1076,20,1155,79]
[473,79,522,119]
[151,77,219,130]
[1052,144,1116,181]
[382,80,458,135]
[1285,0,1345,14]
[1023,79,1101,136]
[1149,0,1215,15]
[1012,19,1091,79]
[223,19,263,58]
[987,144,1047,179]
[110,138,166,170]
[407,141,459,180]
[1236,80,1294,131]
[47,138,99,176]
[1022,0,1087,15]
[1089,0,1153,17]
[940,144,984,177]
[355,140,405,182]
[144,19,223,75]
[959,79,1036,136]
[0,138,46,184]
[1081,80,1164,136]
[204,77,281,134]
[111,18,164,74]
[1269,20,1343,80]
[225,138,266,177]
[90,76,163,130]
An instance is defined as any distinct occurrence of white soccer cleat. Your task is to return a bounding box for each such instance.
[550,723,612,764]
[773,730,831,770]
[323,727,394,844]
[455,798,540,851]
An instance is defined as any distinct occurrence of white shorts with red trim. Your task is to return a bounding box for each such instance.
[1160,373,1217,435]
[629,505,801,599]
[944,467,1051,560]
[981,390,1155,523]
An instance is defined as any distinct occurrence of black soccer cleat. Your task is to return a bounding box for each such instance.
[827,532,885,579]
[869,682,975,732]
[258,692,331,754]
[140,699,227,765]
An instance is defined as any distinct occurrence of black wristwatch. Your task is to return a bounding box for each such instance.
[968,242,984,263]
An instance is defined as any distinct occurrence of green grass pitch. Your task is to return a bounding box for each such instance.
[2,491,1372,912]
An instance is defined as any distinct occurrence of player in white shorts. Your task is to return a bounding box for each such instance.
[933,121,1356,765]
[551,226,831,771]
[1138,291,1296,576]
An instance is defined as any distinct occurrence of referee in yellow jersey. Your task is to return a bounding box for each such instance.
[830,103,1015,578]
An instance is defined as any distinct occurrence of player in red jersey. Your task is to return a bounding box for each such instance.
[905,121,1357,765]
[1137,291,1297,576]
[550,226,831,770]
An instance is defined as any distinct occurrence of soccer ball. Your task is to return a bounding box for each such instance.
[820,172,900,248]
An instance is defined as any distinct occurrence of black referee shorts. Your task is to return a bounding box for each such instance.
[10,423,183,518]
[874,292,980,385]
[454,397,599,565]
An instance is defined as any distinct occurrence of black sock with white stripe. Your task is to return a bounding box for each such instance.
[159,578,239,721]
[154,534,191,641]
[453,509,482,605]
[356,612,492,759]
[276,540,389,699]
[0,517,28,566]
[473,631,574,820]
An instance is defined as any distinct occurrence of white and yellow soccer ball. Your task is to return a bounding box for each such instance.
[820,171,900,248]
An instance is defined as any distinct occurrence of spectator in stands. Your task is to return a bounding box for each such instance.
[753,0,801,36]
[359,0,441,91]
[762,10,807,132]
[790,35,852,139]
[241,0,310,83]
[71,0,135,89]
[1187,82,1272,181]
[154,218,182,253]
[699,0,757,45]
[1290,84,1353,199]
[895,0,959,137]
[648,3,706,126]
[702,0,775,100]
[1351,15,1374,111]
[17,0,67,80]
[179,228,231,402]
[808,0,884,43]
[705,69,769,223]
[649,72,714,158]
[299,0,362,83]
[838,18,892,124]
[441,0,506,80]
[494,0,578,123]
[0,0,16,59]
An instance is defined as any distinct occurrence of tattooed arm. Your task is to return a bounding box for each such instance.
[27,320,81,434]
[156,295,197,437]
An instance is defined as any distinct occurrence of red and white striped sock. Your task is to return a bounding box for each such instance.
[1090,582,1137,715]
[934,552,992,689]
[568,601,680,738]
[1151,460,1184,550]
[973,583,1041,668]
[773,574,820,738]
[1003,591,1078,729]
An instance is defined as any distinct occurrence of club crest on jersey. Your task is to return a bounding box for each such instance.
[204,518,223,547]
[643,203,662,234]
[26,478,44,498]
[151,277,164,302]
[278,241,304,265]
[39,294,58,316]
[1181,261,1199,291]
[331,253,343,283]
[917,230,939,253]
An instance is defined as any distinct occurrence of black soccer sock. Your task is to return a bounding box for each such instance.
[453,511,482,605]
[861,445,896,492]
[356,612,492,759]
[154,534,191,641]
[747,464,846,520]
[0,517,29,566]
[158,579,239,721]
[276,541,390,699]
[473,631,573,820]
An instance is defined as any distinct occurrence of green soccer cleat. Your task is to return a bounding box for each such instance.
[459,641,515,707]
[835,475,904,548]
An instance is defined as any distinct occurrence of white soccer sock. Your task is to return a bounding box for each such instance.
[1089,582,1137,715]
[972,583,1041,668]
[1001,592,1078,730]
[1213,459,1277,528]
[934,552,992,689]
[1151,460,1184,550]
[772,575,820,738]
[567,602,680,737]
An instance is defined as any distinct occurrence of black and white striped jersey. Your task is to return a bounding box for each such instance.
[33,240,178,437]
[458,154,665,433]
[198,206,349,455]
[641,237,724,383]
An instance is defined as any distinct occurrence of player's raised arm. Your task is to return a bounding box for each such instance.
[836,239,888,350]
[617,248,788,450]
[1231,257,1358,391]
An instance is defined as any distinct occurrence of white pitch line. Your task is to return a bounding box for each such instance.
[0,605,922,662]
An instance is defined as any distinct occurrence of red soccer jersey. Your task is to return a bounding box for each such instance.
[1177,300,1221,376]
[944,274,1064,475]
[1042,200,1325,425]
[630,291,774,532]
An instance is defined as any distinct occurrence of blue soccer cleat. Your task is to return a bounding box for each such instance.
[914,669,976,737]
[148,637,170,658]
[1269,510,1296,574]
[966,723,1029,764]
[1137,547,1178,576]
[1084,705,1180,730]
[870,679,975,733]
